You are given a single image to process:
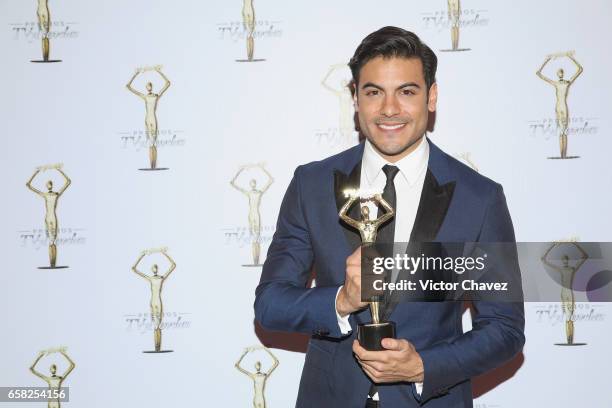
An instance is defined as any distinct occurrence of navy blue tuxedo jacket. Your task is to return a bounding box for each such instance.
[255,140,525,407]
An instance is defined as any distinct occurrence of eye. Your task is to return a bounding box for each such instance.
[365,90,379,96]
[401,88,416,96]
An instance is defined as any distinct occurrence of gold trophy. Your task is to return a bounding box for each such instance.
[30,347,75,408]
[30,0,62,63]
[339,190,396,351]
[541,242,588,346]
[235,345,279,408]
[321,64,355,143]
[236,0,265,62]
[536,51,584,159]
[26,163,71,269]
[132,247,177,353]
[230,163,274,267]
[440,0,470,52]
[126,65,172,171]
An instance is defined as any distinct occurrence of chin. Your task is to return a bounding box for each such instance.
[376,143,406,156]
[371,135,417,156]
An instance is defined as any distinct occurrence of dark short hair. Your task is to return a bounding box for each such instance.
[349,26,437,92]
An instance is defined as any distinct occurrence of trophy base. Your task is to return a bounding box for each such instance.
[38,266,69,270]
[554,343,587,346]
[235,59,266,62]
[547,156,580,160]
[138,167,170,171]
[30,59,62,63]
[358,321,396,351]
[439,48,471,52]
[142,350,174,353]
[242,264,263,267]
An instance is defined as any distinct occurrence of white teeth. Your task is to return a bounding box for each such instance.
[378,123,405,130]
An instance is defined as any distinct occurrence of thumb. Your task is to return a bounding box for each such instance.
[348,246,362,263]
[381,338,409,351]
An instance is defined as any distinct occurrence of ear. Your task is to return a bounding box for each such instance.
[427,82,438,113]
[352,81,359,112]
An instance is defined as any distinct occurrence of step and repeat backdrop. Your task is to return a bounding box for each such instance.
[1,0,611,407]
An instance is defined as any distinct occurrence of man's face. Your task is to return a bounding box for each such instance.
[353,56,437,162]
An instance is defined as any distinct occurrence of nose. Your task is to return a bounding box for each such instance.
[381,94,400,117]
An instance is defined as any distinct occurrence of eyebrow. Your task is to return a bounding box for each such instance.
[360,82,421,91]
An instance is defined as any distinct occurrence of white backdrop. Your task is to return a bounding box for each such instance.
[1,0,611,407]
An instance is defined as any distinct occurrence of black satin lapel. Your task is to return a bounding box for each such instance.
[334,161,362,252]
[410,169,456,242]
[382,169,456,320]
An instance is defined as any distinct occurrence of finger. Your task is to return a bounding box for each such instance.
[358,358,386,373]
[361,364,384,383]
[353,341,390,363]
[353,340,374,360]
[352,339,362,356]
[347,246,362,265]
[347,269,362,286]
[361,364,398,384]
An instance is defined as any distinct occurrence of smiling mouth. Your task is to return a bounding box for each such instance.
[377,123,407,130]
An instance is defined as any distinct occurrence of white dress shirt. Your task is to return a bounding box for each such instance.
[335,136,429,398]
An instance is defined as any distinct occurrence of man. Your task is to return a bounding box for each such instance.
[255,26,525,407]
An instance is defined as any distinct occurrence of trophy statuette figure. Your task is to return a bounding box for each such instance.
[339,190,396,351]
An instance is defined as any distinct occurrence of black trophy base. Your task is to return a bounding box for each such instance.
[142,350,174,353]
[547,156,580,160]
[138,167,170,171]
[38,266,69,270]
[554,343,587,346]
[235,59,266,62]
[30,59,62,63]
[242,263,263,267]
[358,322,396,351]
[439,48,471,52]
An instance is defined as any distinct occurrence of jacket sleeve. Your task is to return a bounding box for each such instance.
[416,184,526,404]
[254,166,345,338]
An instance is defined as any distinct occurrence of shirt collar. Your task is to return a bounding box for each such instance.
[363,137,429,187]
